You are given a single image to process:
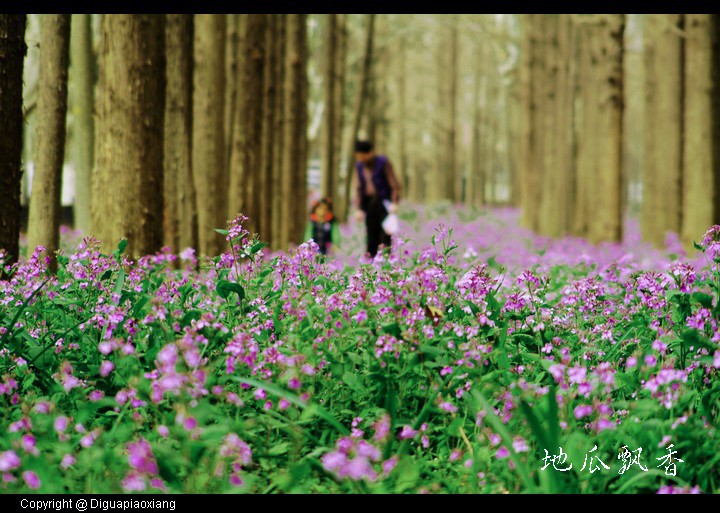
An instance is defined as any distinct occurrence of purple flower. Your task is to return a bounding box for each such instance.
[121,472,146,492]
[574,404,593,419]
[60,454,76,470]
[398,426,417,440]
[495,446,510,459]
[22,471,41,489]
[99,360,114,377]
[0,450,21,472]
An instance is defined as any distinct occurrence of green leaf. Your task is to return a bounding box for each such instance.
[216,280,245,301]
[113,239,128,260]
[691,292,714,309]
[214,229,230,236]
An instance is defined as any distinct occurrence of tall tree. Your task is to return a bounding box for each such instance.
[681,14,719,250]
[0,15,27,272]
[271,15,287,250]
[341,14,376,221]
[321,14,339,201]
[572,15,625,243]
[69,14,94,235]
[192,14,226,257]
[92,15,166,258]
[228,14,266,236]
[642,14,683,248]
[27,14,71,269]
[164,14,197,254]
[284,14,309,248]
[258,15,278,245]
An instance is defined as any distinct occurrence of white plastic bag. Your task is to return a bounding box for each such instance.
[382,200,399,235]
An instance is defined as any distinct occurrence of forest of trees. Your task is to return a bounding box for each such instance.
[1,14,719,269]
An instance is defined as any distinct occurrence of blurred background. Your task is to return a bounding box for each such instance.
[1,14,717,266]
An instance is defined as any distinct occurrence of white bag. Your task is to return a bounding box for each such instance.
[382,201,399,235]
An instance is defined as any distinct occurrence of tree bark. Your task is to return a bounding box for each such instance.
[70,14,94,236]
[0,14,27,272]
[92,15,166,258]
[192,14,226,257]
[27,14,71,269]
[283,14,309,249]
[589,14,625,244]
[321,14,338,201]
[164,14,197,254]
[642,14,683,248]
[228,14,266,237]
[341,14,376,222]
[271,15,287,250]
[681,14,718,251]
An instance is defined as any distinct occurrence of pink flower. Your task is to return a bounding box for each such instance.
[157,425,169,438]
[54,416,69,433]
[60,454,76,470]
[99,360,114,377]
[496,447,510,459]
[574,404,593,419]
[0,450,21,472]
[22,471,41,489]
[121,472,146,492]
[398,426,417,440]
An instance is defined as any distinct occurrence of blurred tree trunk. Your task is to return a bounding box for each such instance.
[192,14,226,257]
[225,14,241,171]
[518,15,535,230]
[333,15,347,202]
[528,14,545,232]
[259,15,278,246]
[92,14,165,258]
[538,15,576,237]
[642,14,683,248]
[681,14,719,251]
[396,31,408,203]
[70,14,94,235]
[341,14,375,222]
[321,14,339,201]
[27,14,71,269]
[588,14,624,244]
[574,14,624,242]
[164,14,197,254]
[468,47,486,209]
[228,14,266,236]
[0,14,27,272]
[433,18,458,204]
[271,15,286,250]
[283,14,309,248]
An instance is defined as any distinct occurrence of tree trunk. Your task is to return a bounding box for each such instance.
[70,14,94,236]
[27,14,71,269]
[333,15,347,203]
[192,14,226,257]
[321,14,338,201]
[228,14,266,237]
[0,14,27,272]
[164,14,197,254]
[225,14,240,171]
[396,31,409,203]
[518,15,534,230]
[448,19,460,204]
[681,14,718,251]
[283,14,309,249]
[341,14,376,222]
[642,14,683,248]
[258,15,278,246]
[271,15,287,250]
[92,15,166,258]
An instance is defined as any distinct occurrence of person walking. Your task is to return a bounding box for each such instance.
[352,140,401,258]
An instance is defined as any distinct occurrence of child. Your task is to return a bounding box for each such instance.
[304,197,339,256]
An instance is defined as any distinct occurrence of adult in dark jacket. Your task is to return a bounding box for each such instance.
[352,140,402,258]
